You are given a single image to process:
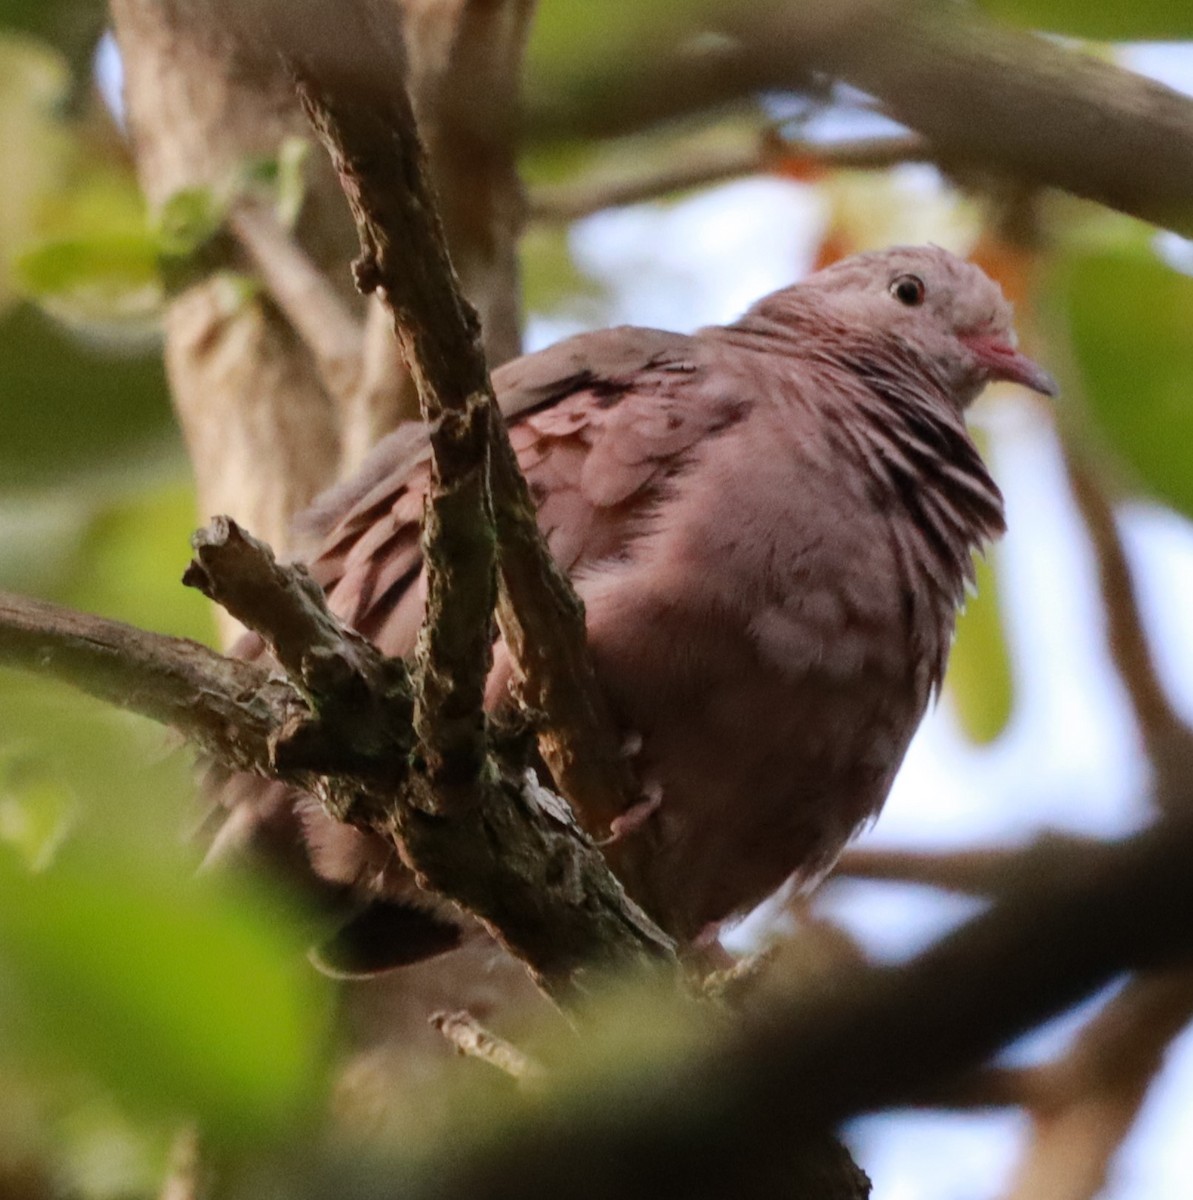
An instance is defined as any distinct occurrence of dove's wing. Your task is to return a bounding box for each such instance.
[214,323,741,970]
[286,324,727,662]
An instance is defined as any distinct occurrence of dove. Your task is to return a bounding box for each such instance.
[212,245,1056,970]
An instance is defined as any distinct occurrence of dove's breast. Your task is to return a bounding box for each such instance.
[573,375,950,941]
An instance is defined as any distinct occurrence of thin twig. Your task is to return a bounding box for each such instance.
[529,132,928,224]
[832,832,1096,896]
[1063,447,1193,815]
[230,205,365,407]
[430,1009,546,1084]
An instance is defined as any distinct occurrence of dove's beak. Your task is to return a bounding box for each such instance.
[962,334,1059,397]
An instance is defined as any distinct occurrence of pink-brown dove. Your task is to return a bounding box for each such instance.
[213,245,1056,970]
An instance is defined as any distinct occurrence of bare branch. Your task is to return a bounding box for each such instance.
[261,0,638,836]
[284,15,501,808]
[0,588,294,777]
[430,1009,546,1085]
[833,832,1097,896]
[1064,447,1193,816]
[178,513,675,993]
[275,814,1193,1200]
[1004,970,1193,1200]
[183,517,414,785]
[529,132,928,224]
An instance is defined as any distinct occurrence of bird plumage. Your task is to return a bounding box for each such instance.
[213,245,1053,963]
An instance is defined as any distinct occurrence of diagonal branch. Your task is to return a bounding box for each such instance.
[266,0,638,835]
[1063,446,1193,817]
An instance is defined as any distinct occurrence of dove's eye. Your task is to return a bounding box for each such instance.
[890,275,926,306]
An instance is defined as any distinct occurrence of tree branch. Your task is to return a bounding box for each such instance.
[266,813,1193,1200]
[526,0,1193,238]
[230,204,365,409]
[430,1009,546,1085]
[0,589,295,777]
[1003,969,1193,1200]
[174,515,676,997]
[529,132,928,224]
[1063,447,1193,816]
[258,0,638,836]
[832,832,1097,896]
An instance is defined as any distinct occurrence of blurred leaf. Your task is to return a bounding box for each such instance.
[14,233,161,318]
[0,669,199,855]
[0,302,175,487]
[0,0,105,75]
[946,551,1015,743]
[156,187,226,258]
[0,752,77,870]
[238,136,314,231]
[1055,247,1193,517]
[0,844,329,1142]
[14,158,159,330]
[981,0,1193,38]
[64,482,216,640]
[275,137,312,230]
[0,480,215,642]
[0,34,73,309]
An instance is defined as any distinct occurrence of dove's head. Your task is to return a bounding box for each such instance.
[769,245,1058,408]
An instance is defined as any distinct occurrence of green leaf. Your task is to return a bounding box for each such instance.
[155,187,227,258]
[0,480,216,643]
[945,551,1015,744]
[981,0,1193,38]
[14,233,161,305]
[0,34,73,310]
[0,846,329,1142]
[1055,247,1193,517]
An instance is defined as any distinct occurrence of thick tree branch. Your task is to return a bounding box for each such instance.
[1,552,674,1004]
[175,515,676,997]
[271,813,1193,1200]
[183,517,414,784]
[526,0,1193,238]
[285,22,501,809]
